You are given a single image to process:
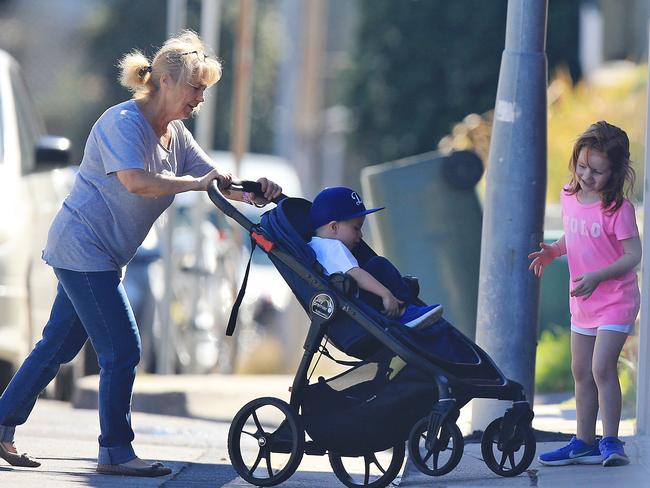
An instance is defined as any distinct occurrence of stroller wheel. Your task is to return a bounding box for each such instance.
[407,416,464,476]
[228,397,304,486]
[480,416,536,477]
[328,442,405,488]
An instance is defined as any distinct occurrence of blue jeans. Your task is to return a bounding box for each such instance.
[0,268,141,464]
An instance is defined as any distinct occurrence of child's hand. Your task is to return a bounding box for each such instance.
[381,293,403,319]
[528,242,559,277]
[570,272,601,299]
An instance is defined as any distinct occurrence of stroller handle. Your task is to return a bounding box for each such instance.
[226,179,287,202]
[207,179,286,232]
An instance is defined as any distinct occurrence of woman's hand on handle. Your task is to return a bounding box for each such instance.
[196,169,232,192]
[249,177,282,206]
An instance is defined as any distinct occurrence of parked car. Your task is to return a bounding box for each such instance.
[0,49,76,395]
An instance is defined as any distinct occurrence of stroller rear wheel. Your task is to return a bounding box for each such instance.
[407,416,464,476]
[480,416,536,477]
[328,442,405,488]
[228,397,305,486]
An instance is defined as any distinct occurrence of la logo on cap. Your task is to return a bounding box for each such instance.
[351,191,362,206]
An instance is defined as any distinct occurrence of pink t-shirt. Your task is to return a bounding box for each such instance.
[561,189,640,328]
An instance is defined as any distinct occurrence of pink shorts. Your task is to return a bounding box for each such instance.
[571,323,634,336]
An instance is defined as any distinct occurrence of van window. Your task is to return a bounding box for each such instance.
[10,65,42,174]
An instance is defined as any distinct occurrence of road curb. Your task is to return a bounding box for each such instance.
[72,374,293,422]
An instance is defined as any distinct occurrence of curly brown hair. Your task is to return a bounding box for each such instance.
[565,120,635,213]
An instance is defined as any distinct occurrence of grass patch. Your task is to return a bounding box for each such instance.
[536,325,573,394]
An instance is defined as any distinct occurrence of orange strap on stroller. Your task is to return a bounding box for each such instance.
[252,231,274,252]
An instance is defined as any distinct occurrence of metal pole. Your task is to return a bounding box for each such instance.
[187,0,223,326]
[295,0,327,198]
[274,0,302,160]
[230,0,256,175]
[196,0,222,150]
[166,0,187,37]
[635,17,650,436]
[157,0,187,374]
[471,0,548,431]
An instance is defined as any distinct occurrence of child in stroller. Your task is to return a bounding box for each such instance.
[308,186,443,330]
[210,181,536,488]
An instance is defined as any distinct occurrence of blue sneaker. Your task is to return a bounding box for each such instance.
[400,304,443,330]
[538,436,602,466]
[599,436,629,466]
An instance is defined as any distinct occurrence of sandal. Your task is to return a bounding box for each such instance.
[0,442,41,468]
[96,461,172,477]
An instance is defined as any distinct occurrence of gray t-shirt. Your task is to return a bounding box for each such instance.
[43,99,215,271]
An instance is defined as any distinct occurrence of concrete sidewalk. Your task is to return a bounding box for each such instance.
[67,373,650,486]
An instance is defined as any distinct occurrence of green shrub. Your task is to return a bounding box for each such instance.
[619,335,638,418]
[535,325,573,393]
[619,361,636,418]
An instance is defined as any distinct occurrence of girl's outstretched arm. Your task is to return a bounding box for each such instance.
[571,236,642,298]
[528,235,566,277]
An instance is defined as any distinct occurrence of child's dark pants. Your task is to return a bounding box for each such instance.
[358,256,413,311]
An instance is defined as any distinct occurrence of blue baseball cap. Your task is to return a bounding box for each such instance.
[310,187,384,231]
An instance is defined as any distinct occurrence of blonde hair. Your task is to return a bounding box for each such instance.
[118,30,222,99]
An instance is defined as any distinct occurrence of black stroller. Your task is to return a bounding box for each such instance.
[209,181,536,488]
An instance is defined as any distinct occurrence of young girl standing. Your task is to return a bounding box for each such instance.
[529,121,641,467]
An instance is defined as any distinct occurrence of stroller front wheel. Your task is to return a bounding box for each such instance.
[228,397,305,486]
[328,442,405,488]
[407,416,464,476]
[480,416,536,477]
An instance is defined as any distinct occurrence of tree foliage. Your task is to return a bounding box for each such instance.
[81,0,279,156]
[346,0,582,169]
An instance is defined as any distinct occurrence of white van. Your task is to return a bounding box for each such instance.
[0,49,75,393]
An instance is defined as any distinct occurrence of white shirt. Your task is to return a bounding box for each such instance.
[308,236,358,275]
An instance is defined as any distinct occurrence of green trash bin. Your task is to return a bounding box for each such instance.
[539,230,570,335]
[361,150,483,339]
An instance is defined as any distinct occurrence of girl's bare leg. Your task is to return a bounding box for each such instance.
[592,330,628,438]
[571,331,598,444]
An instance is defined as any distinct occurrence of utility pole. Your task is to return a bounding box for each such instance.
[274,0,326,199]
[230,0,256,175]
[635,18,650,435]
[274,0,301,161]
[471,0,548,431]
[295,0,327,198]
[157,0,187,374]
[188,0,223,333]
[196,0,222,150]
